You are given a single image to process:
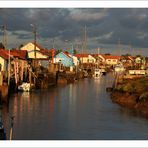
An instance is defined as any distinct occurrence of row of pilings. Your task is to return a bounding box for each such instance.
[0,63,93,104]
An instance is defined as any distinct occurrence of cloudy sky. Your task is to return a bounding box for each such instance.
[0,8,148,56]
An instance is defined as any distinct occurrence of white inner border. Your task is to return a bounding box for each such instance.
[0,1,148,147]
[1,140,148,147]
[0,1,148,8]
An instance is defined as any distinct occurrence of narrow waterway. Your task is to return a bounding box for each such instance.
[2,73,148,140]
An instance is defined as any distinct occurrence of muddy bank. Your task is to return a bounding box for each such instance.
[111,91,148,118]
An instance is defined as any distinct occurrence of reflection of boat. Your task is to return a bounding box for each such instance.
[18,83,32,92]
[93,69,102,78]
[21,92,30,98]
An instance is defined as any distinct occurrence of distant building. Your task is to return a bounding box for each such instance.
[98,55,121,65]
[120,56,134,67]
[135,56,142,64]
[74,54,96,64]
[54,52,74,67]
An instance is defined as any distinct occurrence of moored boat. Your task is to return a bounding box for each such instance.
[93,68,102,78]
[18,82,32,92]
[114,64,125,72]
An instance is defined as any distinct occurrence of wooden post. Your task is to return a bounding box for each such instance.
[34,75,36,86]
[51,49,55,64]
[29,67,32,86]
[9,116,14,141]
[0,71,3,86]
[20,61,24,82]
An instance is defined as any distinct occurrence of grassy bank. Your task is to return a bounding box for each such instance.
[111,76,148,118]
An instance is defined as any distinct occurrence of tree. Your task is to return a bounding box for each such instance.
[105,53,111,55]
[55,49,62,55]
[73,49,77,54]
[136,55,142,57]
[19,44,24,49]
[0,42,5,49]
[121,53,131,57]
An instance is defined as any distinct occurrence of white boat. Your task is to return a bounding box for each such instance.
[93,69,102,78]
[100,68,106,75]
[18,82,32,92]
[114,64,125,72]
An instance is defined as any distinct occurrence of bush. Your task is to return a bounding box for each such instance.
[122,83,135,93]
[115,85,124,92]
[138,92,148,102]
[134,83,147,94]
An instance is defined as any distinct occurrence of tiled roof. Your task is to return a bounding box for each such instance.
[10,50,27,59]
[100,55,121,60]
[40,49,52,57]
[128,56,134,61]
[32,42,44,50]
[91,54,102,58]
[121,56,134,61]
[0,49,27,60]
[32,42,53,57]
[0,49,9,60]
[63,52,72,59]
[74,54,89,58]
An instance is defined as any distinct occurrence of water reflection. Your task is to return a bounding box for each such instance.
[2,73,148,140]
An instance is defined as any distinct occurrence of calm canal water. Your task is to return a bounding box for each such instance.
[2,73,148,140]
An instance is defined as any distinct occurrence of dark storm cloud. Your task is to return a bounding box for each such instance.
[1,8,148,51]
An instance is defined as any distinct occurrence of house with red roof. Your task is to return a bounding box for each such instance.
[10,50,28,60]
[20,42,50,59]
[0,49,29,84]
[120,55,134,67]
[98,54,121,65]
[74,54,96,64]
[0,49,9,71]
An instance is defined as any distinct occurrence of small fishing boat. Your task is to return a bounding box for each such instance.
[18,82,32,92]
[100,68,106,75]
[114,64,125,72]
[93,68,102,78]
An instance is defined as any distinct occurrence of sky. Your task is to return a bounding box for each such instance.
[0,8,148,56]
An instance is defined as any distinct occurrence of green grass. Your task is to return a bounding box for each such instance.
[115,76,148,102]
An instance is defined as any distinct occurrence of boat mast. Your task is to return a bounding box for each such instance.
[52,38,55,49]
[81,25,87,68]
[118,38,121,56]
[128,42,132,56]
[84,25,87,53]
[97,48,100,68]
[2,25,7,50]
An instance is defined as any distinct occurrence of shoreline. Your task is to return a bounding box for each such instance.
[111,91,148,118]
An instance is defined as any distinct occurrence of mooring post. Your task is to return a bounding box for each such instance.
[9,116,14,141]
